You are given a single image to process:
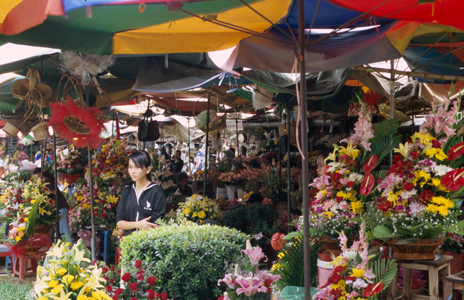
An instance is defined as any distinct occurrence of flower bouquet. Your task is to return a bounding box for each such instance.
[57,145,88,182]
[102,260,168,300]
[295,106,402,247]
[218,245,280,300]
[369,96,464,259]
[178,194,219,223]
[33,239,111,300]
[313,223,398,300]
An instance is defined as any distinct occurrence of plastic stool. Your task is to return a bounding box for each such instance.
[387,255,453,300]
[13,253,41,280]
[98,230,116,264]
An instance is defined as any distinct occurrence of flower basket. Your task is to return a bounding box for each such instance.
[60,172,83,184]
[319,235,357,255]
[388,238,445,260]
[30,121,51,140]
[34,224,54,234]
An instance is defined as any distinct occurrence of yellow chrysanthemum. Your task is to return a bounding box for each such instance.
[77,295,88,300]
[184,208,191,215]
[431,178,441,187]
[437,206,450,217]
[198,211,206,219]
[62,274,74,284]
[351,201,363,214]
[51,284,62,294]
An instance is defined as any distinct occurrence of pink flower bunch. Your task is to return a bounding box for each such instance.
[341,109,375,151]
[420,97,458,143]
[218,246,280,299]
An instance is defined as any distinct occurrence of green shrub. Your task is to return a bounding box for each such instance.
[220,204,278,249]
[120,223,248,300]
[6,171,32,183]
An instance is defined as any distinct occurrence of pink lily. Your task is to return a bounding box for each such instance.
[242,247,267,266]
[235,275,267,297]
[218,274,236,289]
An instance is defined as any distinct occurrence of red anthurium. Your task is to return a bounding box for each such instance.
[360,173,375,195]
[363,282,385,297]
[448,142,464,161]
[441,169,464,192]
[271,232,285,251]
[432,140,441,148]
[362,155,378,173]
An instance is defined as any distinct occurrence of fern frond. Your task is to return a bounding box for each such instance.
[373,225,394,239]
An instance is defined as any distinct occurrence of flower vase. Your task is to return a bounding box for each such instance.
[226,185,237,200]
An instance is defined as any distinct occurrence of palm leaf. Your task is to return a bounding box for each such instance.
[25,198,40,238]
[372,258,398,292]
[373,225,394,239]
[370,119,399,145]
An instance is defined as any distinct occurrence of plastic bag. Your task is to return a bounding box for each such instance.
[252,86,275,110]
[279,286,318,300]
[60,51,115,85]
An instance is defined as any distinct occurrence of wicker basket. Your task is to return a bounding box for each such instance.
[388,238,445,260]
[319,235,357,255]
[2,122,20,138]
[34,225,54,234]
[31,121,51,140]
[63,115,91,135]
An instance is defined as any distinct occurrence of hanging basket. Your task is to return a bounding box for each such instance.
[387,238,445,260]
[2,122,20,138]
[63,115,91,135]
[31,121,51,140]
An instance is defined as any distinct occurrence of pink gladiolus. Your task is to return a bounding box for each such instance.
[235,275,267,297]
[242,247,267,266]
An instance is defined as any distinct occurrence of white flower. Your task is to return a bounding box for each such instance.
[431,164,453,176]
[342,250,357,260]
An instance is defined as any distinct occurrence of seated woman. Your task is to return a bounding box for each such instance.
[176,172,193,196]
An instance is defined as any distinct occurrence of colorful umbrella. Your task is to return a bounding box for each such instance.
[0,0,291,55]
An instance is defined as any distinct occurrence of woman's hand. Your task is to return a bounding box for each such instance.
[137,217,158,230]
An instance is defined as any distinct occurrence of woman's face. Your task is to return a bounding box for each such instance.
[316,154,327,177]
[179,177,188,188]
[128,159,151,182]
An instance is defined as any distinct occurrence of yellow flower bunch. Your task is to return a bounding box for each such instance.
[178,194,219,223]
[34,240,111,300]
[338,144,360,159]
[412,132,434,146]
[425,147,448,161]
[426,196,455,217]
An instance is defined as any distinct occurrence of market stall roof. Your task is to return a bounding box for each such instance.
[0,0,291,55]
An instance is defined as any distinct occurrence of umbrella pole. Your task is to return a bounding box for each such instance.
[297,0,310,298]
[41,139,45,179]
[203,93,211,197]
[389,60,395,167]
[85,85,97,261]
[287,106,292,233]
[53,135,60,242]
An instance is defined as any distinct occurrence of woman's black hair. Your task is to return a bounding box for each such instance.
[32,167,57,189]
[128,150,152,181]
[317,148,333,161]
[177,172,189,183]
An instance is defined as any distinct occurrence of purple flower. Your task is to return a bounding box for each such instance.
[316,207,323,213]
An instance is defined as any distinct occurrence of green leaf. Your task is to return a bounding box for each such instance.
[373,225,394,239]
[370,119,399,145]
[283,231,302,240]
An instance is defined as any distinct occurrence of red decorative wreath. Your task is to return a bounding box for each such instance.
[48,95,106,149]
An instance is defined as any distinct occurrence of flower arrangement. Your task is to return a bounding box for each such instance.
[0,181,24,223]
[369,96,464,242]
[218,245,280,300]
[218,170,244,187]
[68,206,91,235]
[11,150,29,166]
[178,194,219,223]
[102,260,168,300]
[313,223,398,300]
[57,145,88,175]
[33,240,111,300]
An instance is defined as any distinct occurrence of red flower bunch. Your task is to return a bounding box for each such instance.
[101,261,167,300]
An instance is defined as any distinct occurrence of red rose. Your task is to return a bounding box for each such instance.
[114,288,124,295]
[218,297,225,300]
[377,201,392,212]
[117,270,121,274]
[403,182,414,191]
[432,139,441,148]
[333,265,344,273]
[160,292,168,300]
[347,181,355,188]
[410,151,419,160]
[363,282,385,297]
[148,276,157,286]
[110,278,114,284]
[135,260,142,268]
[112,296,118,300]
[103,276,108,281]
[393,154,403,163]
[417,190,434,204]
[147,290,156,300]
[110,265,114,271]
[129,282,138,292]
[138,274,144,281]
[130,298,137,300]
[102,267,108,273]
[106,286,113,292]
[121,272,131,282]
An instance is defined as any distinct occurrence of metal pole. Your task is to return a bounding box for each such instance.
[389,60,395,167]
[236,117,239,159]
[203,94,211,197]
[297,0,310,298]
[85,86,97,261]
[188,117,190,170]
[53,135,60,242]
[41,139,45,179]
[286,107,292,233]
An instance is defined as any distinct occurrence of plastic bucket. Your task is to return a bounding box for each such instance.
[226,185,237,200]
[317,258,334,287]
